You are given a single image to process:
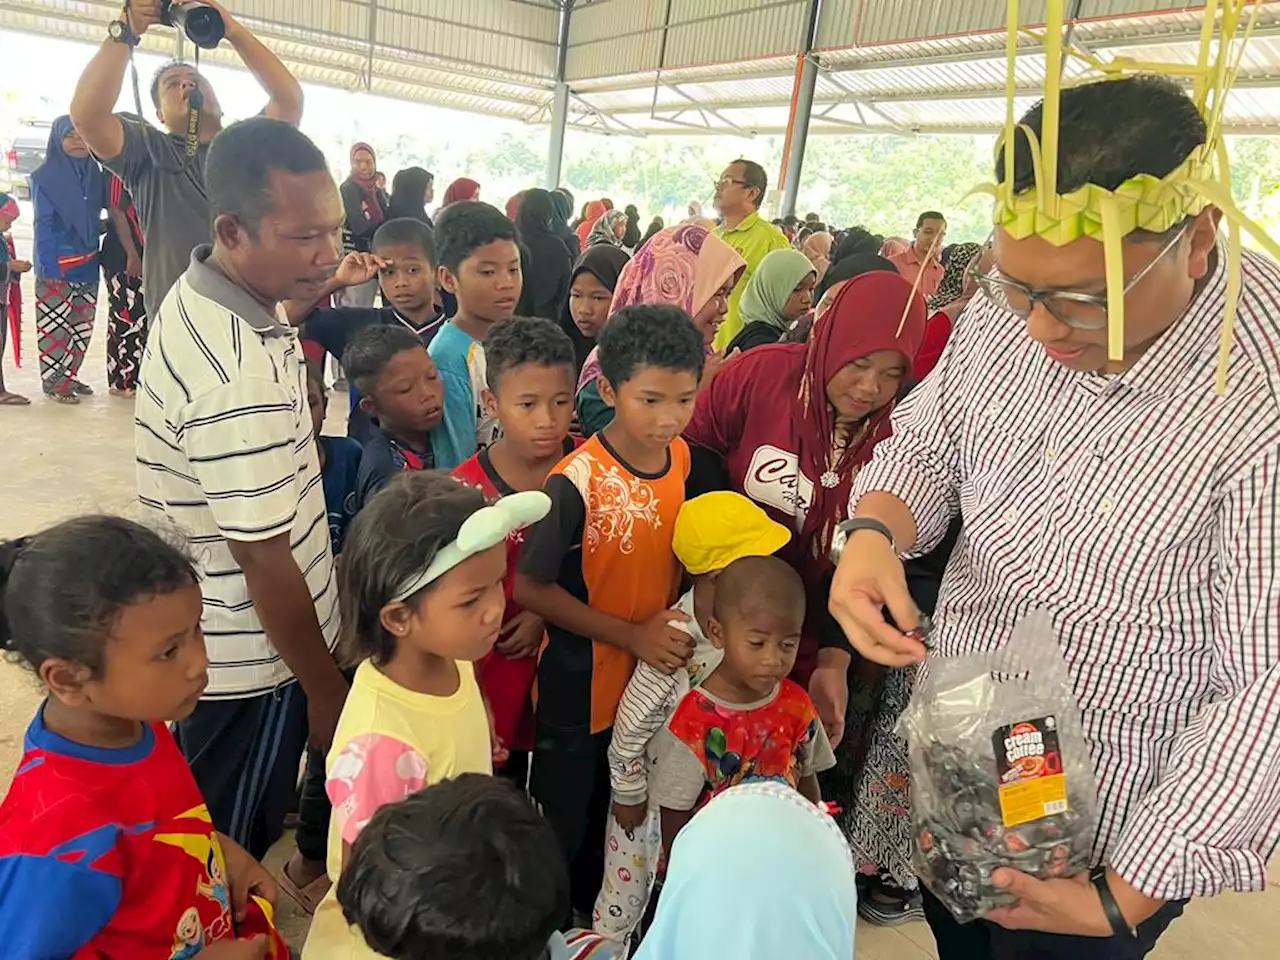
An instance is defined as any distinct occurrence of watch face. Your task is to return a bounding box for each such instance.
[109,21,124,39]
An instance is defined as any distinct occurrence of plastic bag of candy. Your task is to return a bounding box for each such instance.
[897,610,1099,923]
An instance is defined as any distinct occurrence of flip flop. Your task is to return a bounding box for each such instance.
[277,861,331,915]
[71,379,94,396]
[44,391,79,405]
[0,392,30,406]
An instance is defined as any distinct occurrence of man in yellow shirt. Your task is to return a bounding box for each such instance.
[713,159,791,349]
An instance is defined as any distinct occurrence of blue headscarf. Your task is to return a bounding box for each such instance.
[29,116,104,251]
[634,782,858,960]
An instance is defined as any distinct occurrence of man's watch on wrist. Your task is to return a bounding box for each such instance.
[108,19,138,46]
[1090,866,1138,939]
[829,517,896,565]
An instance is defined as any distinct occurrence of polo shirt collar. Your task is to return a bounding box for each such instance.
[184,245,290,337]
[722,211,761,235]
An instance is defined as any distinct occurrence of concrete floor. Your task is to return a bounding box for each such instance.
[1,233,1277,956]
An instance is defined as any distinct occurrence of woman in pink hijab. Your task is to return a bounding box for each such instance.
[574,222,745,435]
[800,230,834,279]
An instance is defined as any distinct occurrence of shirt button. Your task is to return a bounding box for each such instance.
[1045,447,1059,463]
[1098,497,1115,517]
[1002,508,1020,525]
[985,402,1003,420]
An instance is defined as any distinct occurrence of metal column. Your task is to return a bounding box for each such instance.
[545,2,572,189]
[779,52,817,218]
[779,0,822,218]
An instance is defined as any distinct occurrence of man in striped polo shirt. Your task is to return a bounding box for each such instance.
[825,76,1280,957]
[135,116,349,859]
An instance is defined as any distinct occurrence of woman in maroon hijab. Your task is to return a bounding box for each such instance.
[684,269,926,680]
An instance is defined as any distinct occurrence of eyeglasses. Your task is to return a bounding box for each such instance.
[714,177,751,191]
[971,220,1190,331]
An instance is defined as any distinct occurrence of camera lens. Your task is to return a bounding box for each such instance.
[172,3,225,49]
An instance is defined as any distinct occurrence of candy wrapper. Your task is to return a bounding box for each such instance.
[897,610,1099,923]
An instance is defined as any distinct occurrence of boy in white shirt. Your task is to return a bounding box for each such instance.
[594,492,790,944]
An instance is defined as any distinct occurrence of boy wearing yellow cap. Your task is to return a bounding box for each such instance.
[592,491,790,943]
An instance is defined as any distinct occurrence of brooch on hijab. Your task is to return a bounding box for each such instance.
[820,471,841,489]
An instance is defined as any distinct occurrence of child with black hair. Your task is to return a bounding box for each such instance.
[0,516,286,958]
[303,472,551,960]
[343,325,445,510]
[452,317,579,778]
[647,555,835,858]
[294,217,443,444]
[429,201,524,468]
[514,303,705,917]
[336,774,618,960]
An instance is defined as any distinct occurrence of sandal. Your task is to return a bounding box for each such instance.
[856,881,924,926]
[44,390,80,405]
[71,379,94,396]
[277,857,331,915]
[0,391,30,406]
[109,387,137,399]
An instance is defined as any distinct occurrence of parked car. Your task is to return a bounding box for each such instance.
[6,120,52,201]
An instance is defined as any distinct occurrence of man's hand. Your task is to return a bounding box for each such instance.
[218,833,277,923]
[125,1,165,36]
[828,530,925,667]
[198,936,269,959]
[626,610,693,675]
[125,251,143,279]
[495,610,544,659]
[612,799,648,832]
[8,259,30,274]
[809,656,850,747]
[985,868,1163,937]
[305,674,349,753]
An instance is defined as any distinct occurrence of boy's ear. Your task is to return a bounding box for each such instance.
[358,392,378,416]
[481,388,499,419]
[706,616,726,651]
[39,658,94,707]
[597,376,618,410]
[437,263,459,296]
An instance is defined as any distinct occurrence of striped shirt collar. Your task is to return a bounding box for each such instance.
[185,244,290,338]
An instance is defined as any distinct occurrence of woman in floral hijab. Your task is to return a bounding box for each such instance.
[575,222,744,435]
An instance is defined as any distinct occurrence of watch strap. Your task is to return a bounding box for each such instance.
[838,517,895,551]
[1090,866,1137,939]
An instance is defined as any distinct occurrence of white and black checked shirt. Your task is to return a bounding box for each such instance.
[855,247,1280,901]
[136,247,339,698]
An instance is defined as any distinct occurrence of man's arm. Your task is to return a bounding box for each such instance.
[218,5,303,125]
[68,36,135,162]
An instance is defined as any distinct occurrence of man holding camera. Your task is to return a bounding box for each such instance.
[69,1,303,312]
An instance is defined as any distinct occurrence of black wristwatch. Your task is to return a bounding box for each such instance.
[1090,865,1138,939]
[108,19,138,46]
[829,517,895,565]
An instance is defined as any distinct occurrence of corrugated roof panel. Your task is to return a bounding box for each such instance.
[662,0,808,67]
[567,0,667,80]
[376,0,557,79]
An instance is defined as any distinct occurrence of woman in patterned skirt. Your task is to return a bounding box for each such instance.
[101,173,146,398]
[31,116,103,404]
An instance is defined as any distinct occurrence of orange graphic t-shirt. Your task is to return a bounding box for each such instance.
[520,432,689,733]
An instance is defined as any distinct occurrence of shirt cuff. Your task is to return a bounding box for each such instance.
[1107,805,1272,901]
[854,457,955,557]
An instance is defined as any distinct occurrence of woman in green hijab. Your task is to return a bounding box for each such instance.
[724,248,817,355]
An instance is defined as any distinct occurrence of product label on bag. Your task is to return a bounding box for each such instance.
[992,716,1068,827]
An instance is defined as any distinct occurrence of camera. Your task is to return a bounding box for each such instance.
[160,1,225,50]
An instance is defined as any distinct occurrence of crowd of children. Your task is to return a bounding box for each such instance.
[0,199,849,958]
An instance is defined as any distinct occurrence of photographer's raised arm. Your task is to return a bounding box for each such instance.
[69,39,131,161]
[222,9,303,125]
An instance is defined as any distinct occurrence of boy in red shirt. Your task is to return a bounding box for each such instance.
[453,317,579,778]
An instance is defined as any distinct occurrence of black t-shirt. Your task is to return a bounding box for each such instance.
[355,429,435,510]
[300,304,443,445]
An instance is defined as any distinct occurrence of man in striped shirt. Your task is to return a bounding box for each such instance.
[824,76,1280,957]
[135,117,349,859]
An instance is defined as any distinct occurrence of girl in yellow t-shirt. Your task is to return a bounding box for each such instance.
[303,472,550,959]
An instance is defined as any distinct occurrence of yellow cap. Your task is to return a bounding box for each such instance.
[672,491,792,577]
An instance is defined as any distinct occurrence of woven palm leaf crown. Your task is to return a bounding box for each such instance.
[974,0,1280,391]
